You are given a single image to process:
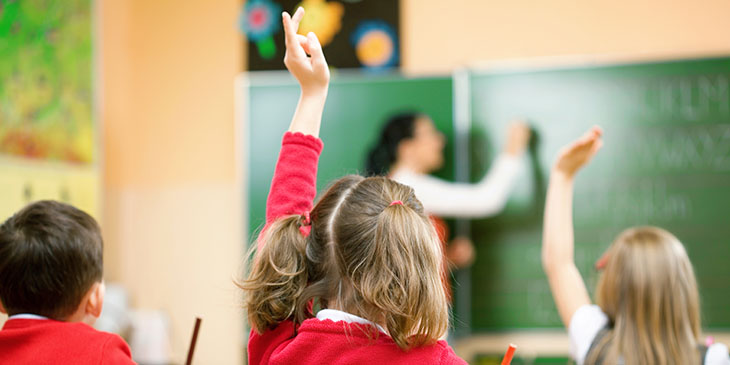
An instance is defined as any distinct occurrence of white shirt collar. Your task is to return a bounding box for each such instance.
[8,313,48,320]
[316,309,387,334]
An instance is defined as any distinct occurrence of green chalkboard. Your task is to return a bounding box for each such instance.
[245,73,454,242]
[467,57,730,330]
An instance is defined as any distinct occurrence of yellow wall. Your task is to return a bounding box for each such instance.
[401,0,730,73]
[100,0,243,363]
[96,0,730,363]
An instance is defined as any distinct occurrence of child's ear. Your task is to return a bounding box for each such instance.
[85,281,105,318]
[0,300,6,315]
[595,251,610,271]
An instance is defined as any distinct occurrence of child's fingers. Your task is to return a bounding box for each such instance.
[306,32,327,69]
[592,139,604,154]
[297,34,311,54]
[291,7,304,31]
[282,12,306,60]
[582,128,598,141]
[572,134,593,150]
[575,126,602,148]
[282,12,296,46]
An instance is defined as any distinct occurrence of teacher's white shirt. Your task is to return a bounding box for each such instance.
[390,155,522,218]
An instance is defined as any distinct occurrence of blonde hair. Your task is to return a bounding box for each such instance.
[239,175,449,350]
[588,226,701,365]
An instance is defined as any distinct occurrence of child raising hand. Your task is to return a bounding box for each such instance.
[241,8,466,365]
[542,127,730,365]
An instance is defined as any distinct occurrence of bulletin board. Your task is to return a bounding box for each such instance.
[241,0,400,71]
[0,0,99,220]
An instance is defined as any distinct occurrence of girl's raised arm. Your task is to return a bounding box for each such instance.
[282,7,329,137]
[242,9,329,334]
[264,7,330,228]
[541,126,603,328]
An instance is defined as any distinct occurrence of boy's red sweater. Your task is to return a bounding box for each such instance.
[248,132,466,365]
[0,318,134,364]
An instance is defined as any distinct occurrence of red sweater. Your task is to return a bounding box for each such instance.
[0,318,134,364]
[248,132,466,365]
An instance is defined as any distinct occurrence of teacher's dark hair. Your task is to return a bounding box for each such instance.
[365,112,421,176]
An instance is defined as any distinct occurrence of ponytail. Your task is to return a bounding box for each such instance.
[239,173,451,348]
[239,215,310,334]
[240,175,365,333]
[333,177,449,349]
[364,112,421,176]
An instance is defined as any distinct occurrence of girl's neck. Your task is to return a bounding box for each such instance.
[326,299,387,330]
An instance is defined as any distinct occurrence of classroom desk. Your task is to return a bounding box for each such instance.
[453,331,730,362]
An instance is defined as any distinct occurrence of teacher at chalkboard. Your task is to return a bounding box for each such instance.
[365,112,530,288]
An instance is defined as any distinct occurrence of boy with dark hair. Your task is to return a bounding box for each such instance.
[0,200,134,364]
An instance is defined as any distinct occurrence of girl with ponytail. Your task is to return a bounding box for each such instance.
[542,127,730,365]
[240,8,466,364]
[365,112,530,299]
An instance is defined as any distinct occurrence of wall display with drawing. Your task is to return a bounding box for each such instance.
[0,0,99,219]
[240,0,399,71]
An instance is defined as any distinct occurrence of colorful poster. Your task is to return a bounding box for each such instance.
[0,0,98,219]
[240,0,400,71]
[0,0,94,164]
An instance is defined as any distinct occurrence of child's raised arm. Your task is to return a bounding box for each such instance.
[243,9,329,335]
[542,126,603,328]
[263,8,329,227]
[282,8,329,137]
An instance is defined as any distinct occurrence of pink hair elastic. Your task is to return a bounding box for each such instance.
[299,211,312,237]
[389,200,403,206]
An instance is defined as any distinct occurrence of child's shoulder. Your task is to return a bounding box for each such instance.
[4,319,120,342]
[419,339,467,365]
[706,342,730,364]
[0,319,132,363]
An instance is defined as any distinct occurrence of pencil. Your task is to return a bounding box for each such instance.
[185,317,202,365]
[501,343,517,365]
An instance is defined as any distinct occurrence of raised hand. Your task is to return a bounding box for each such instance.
[553,126,603,178]
[282,7,329,97]
[503,120,531,156]
[541,126,602,328]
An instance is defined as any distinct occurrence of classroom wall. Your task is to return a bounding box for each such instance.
[94,0,730,363]
[100,0,243,364]
[401,0,730,73]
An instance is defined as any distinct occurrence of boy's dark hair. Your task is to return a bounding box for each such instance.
[0,200,103,319]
